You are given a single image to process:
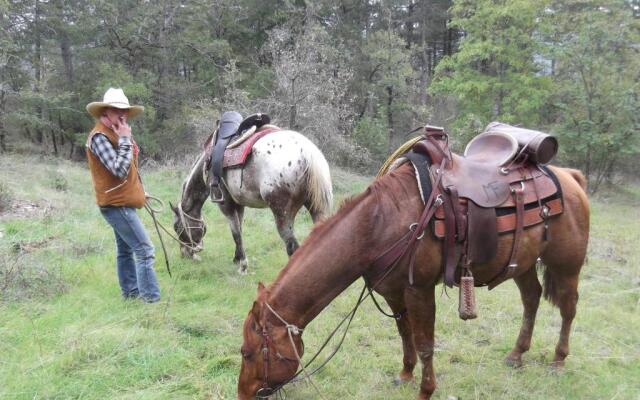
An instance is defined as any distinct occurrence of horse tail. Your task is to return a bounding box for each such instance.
[541,266,560,307]
[565,168,588,192]
[541,166,590,308]
[303,142,333,220]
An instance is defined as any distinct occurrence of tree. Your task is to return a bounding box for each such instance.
[545,0,640,192]
[264,20,355,158]
[430,0,552,146]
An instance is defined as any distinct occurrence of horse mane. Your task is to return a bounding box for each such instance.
[285,163,417,266]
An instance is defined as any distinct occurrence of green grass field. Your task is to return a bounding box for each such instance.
[1,154,638,399]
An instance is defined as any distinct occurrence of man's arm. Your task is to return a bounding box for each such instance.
[90,133,133,179]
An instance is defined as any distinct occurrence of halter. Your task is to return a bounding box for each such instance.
[175,201,206,252]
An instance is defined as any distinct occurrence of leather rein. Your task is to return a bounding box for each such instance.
[253,151,449,398]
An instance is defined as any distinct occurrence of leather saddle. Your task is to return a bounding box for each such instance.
[208,112,271,202]
[406,123,563,289]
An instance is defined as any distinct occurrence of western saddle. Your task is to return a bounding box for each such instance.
[375,122,563,319]
[207,112,271,202]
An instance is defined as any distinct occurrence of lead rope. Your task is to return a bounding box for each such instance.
[145,196,203,252]
[144,195,172,277]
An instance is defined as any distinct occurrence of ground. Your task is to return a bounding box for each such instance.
[0,154,638,399]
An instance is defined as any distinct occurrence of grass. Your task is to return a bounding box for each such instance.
[0,154,639,399]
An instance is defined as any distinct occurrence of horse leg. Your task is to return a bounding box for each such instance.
[505,265,542,368]
[541,243,584,369]
[384,296,416,385]
[404,286,437,400]
[304,199,325,223]
[270,203,301,256]
[547,269,580,369]
[218,201,248,274]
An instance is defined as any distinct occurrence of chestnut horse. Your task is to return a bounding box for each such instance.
[237,163,589,399]
[172,129,332,273]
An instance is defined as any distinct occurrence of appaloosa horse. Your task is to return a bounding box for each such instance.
[172,129,332,273]
[237,163,589,399]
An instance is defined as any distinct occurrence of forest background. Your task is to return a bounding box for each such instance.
[1,0,639,192]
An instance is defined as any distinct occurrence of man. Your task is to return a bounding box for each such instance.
[85,87,160,303]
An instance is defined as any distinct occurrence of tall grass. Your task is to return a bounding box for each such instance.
[0,154,638,399]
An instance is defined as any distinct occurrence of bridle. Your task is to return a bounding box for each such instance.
[246,156,448,399]
[255,303,305,399]
[175,201,206,252]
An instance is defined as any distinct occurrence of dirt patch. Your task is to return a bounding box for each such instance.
[0,199,54,220]
[12,236,57,254]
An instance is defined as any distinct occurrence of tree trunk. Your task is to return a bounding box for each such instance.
[386,85,394,152]
[60,31,74,82]
[0,90,6,152]
[34,0,44,145]
[289,78,297,129]
[51,129,58,156]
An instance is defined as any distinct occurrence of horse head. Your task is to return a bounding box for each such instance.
[170,201,206,260]
[238,283,303,399]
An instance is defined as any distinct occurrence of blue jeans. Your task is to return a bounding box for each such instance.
[100,206,161,303]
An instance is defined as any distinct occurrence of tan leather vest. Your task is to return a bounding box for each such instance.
[85,121,146,208]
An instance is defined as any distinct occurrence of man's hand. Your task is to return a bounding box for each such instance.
[100,114,132,138]
[112,118,132,138]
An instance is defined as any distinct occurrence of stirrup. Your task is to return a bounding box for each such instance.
[210,184,225,203]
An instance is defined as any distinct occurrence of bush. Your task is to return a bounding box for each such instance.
[48,171,69,192]
[0,181,13,212]
[0,251,67,302]
[352,116,389,162]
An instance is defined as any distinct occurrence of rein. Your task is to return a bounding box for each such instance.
[144,195,173,277]
[143,194,206,278]
[256,166,446,397]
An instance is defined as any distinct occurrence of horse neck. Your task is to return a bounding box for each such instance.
[266,189,381,328]
[181,152,209,217]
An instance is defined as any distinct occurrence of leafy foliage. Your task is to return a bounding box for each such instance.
[431,0,553,144]
[1,0,637,183]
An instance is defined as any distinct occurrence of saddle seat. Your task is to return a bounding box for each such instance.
[464,131,519,167]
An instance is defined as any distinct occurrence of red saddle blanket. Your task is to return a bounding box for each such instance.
[203,127,281,169]
[223,127,281,168]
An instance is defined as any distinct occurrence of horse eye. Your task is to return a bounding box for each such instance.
[240,347,253,360]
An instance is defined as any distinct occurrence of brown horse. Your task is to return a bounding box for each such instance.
[237,163,589,399]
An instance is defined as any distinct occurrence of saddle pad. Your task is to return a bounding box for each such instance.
[222,127,281,168]
[433,197,563,238]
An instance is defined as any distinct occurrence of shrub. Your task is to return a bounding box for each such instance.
[48,171,69,192]
[0,181,13,212]
[0,251,67,302]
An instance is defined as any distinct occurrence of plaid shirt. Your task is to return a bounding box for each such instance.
[89,134,133,179]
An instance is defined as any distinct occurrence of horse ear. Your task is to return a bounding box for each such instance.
[257,282,265,294]
[251,300,261,322]
[169,201,178,214]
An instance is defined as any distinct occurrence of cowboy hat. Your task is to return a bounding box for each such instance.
[86,87,144,119]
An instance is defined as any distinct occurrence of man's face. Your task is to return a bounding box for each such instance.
[103,108,129,125]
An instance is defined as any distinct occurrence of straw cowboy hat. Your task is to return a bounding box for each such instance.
[86,88,144,119]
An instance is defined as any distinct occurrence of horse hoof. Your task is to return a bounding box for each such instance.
[235,258,248,274]
[549,360,565,372]
[393,375,414,386]
[505,355,523,368]
[191,254,201,262]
